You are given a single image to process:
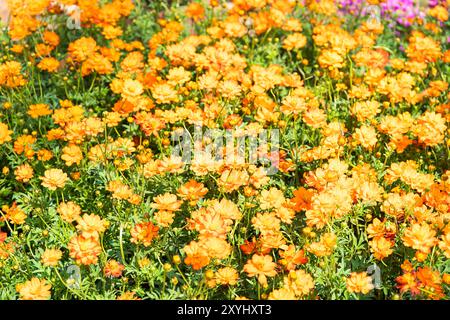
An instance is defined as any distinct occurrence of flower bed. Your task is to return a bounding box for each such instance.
[0,0,449,300]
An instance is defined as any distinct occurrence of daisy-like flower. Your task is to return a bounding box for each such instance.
[16,278,51,300]
[243,254,277,287]
[41,248,62,267]
[0,122,12,145]
[346,272,374,294]
[40,169,69,190]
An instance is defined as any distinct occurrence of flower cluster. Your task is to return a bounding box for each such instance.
[0,0,449,300]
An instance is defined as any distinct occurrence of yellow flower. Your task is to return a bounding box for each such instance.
[41,249,62,267]
[151,83,178,104]
[216,267,239,286]
[259,187,286,210]
[122,79,144,99]
[16,278,51,300]
[40,169,69,190]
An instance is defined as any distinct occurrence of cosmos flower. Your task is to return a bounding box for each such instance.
[40,169,69,190]
[16,278,51,300]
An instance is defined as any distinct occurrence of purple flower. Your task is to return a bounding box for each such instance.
[338,0,428,27]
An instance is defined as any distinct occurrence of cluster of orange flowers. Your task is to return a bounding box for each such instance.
[0,0,449,300]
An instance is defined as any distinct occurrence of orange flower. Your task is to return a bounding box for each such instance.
[283,33,307,51]
[306,232,337,257]
[252,212,281,236]
[43,30,60,47]
[279,245,308,270]
[130,222,159,246]
[283,269,315,297]
[35,43,53,57]
[189,208,231,239]
[107,180,133,200]
[351,100,380,122]
[2,202,27,225]
[117,291,141,300]
[268,288,297,300]
[402,223,437,254]
[201,236,232,260]
[438,232,450,258]
[291,187,313,212]
[151,193,182,211]
[396,272,420,295]
[122,79,144,99]
[76,214,109,239]
[68,37,98,62]
[218,169,249,193]
[318,49,345,69]
[416,267,444,300]
[346,272,374,294]
[183,240,210,270]
[243,254,277,287]
[216,267,239,286]
[27,104,52,118]
[102,25,123,40]
[61,144,83,166]
[68,235,102,265]
[14,163,34,183]
[40,169,69,190]
[37,57,60,72]
[369,236,393,260]
[0,122,12,145]
[405,33,441,63]
[13,135,36,157]
[151,83,178,104]
[16,278,51,300]
[104,259,125,278]
[354,125,378,150]
[222,18,247,38]
[57,201,81,223]
[259,187,286,210]
[82,53,113,76]
[185,2,205,22]
[177,179,208,202]
[41,248,62,267]
[411,111,446,147]
[0,61,26,88]
[303,107,327,129]
[154,210,175,227]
